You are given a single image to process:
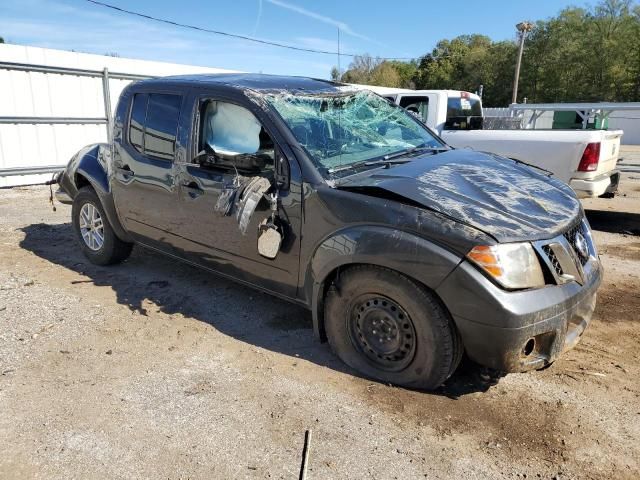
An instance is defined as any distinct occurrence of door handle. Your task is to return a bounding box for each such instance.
[182,181,204,198]
[115,165,134,178]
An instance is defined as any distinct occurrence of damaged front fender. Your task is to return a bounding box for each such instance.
[305,225,462,340]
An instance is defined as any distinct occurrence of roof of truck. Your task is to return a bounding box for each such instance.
[137,73,348,94]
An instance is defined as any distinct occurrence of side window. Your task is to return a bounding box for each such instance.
[399,96,429,123]
[129,93,147,153]
[128,93,182,161]
[144,94,181,160]
[198,100,275,172]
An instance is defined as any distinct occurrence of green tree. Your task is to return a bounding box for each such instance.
[330,66,341,82]
[0,36,4,44]
[369,62,401,87]
[387,60,418,88]
[340,54,382,84]
[331,0,640,105]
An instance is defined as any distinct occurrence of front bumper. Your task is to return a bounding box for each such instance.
[436,257,602,372]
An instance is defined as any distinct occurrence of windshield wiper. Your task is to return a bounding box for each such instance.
[327,161,371,174]
[365,145,450,166]
[327,145,449,174]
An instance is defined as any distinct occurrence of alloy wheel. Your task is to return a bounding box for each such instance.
[79,203,104,251]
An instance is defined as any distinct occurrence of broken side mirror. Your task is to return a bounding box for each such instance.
[257,219,282,259]
[275,155,290,191]
[194,150,216,167]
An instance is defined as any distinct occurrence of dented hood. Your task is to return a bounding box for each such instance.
[337,150,581,242]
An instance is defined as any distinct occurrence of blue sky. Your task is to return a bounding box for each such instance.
[1,0,586,78]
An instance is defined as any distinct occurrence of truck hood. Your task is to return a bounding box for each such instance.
[336,150,581,242]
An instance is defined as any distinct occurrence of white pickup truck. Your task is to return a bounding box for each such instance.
[363,86,622,198]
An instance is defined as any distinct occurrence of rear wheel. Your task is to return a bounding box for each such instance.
[72,186,133,265]
[324,266,462,390]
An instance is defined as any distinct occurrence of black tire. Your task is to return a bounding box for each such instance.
[324,265,462,390]
[72,186,133,266]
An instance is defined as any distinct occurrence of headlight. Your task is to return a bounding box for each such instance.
[467,243,545,290]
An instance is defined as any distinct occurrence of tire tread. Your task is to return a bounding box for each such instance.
[325,265,462,390]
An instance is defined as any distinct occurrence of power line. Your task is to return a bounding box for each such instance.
[82,0,419,60]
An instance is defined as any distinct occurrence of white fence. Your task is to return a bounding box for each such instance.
[483,107,512,117]
[484,105,640,145]
[0,44,239,187]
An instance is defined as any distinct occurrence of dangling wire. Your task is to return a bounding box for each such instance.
[48,172,57,212]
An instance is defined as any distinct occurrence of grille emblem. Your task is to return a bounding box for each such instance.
[574,232,589,259]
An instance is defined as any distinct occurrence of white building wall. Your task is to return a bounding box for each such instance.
[0,44,240,187]
[608,111,640,145]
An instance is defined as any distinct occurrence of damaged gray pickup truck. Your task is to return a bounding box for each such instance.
[55,74,602,390]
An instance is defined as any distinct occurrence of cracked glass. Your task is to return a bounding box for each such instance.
[266,90,443,176]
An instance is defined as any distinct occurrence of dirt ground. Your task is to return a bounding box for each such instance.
[1,149,639,480]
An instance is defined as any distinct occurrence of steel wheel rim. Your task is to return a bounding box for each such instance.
[348,294,417,372]
[79,202,104,251]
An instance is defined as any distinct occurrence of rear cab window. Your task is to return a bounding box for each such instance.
[444,93,483,130]
[399,96,429,124]
[128,93,182,160]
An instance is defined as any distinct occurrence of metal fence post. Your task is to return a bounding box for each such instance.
[102,67,113,143]
[0,61,153,181]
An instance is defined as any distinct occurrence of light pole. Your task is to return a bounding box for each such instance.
[512,21,534,104]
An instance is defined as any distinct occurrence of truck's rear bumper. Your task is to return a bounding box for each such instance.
[570,170,620,198]
[436,258,602,372]
[55,188,73,204]
[53,171,73,204]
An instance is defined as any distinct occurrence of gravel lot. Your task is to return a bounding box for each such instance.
[1,149,639,479]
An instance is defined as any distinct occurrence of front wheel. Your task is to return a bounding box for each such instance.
[72,186,133,266]
[324,266,462,390]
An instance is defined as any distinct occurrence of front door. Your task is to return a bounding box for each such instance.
[174,96,303,299]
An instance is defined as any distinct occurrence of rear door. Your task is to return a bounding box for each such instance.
[111,91,186,250]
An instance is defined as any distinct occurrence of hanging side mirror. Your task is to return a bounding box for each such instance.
[257,219,282,259]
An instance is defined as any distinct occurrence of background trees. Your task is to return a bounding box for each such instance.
[334,0,640,106]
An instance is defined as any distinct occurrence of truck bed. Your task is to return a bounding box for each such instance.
[441,129,623,197]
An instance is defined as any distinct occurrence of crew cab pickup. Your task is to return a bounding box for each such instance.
[364,87,622,199]
[55,74,602,390]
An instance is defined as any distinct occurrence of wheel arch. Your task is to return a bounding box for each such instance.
[69,145,132,243]
[304,225,463,342]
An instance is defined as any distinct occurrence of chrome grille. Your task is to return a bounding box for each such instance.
[534,217,594,286]
[563,222,589,266]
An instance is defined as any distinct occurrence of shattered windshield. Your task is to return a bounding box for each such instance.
[265,90,444,176]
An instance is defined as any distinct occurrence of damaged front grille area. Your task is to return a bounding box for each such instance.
[534,217,595,286]
[542,245,563,276]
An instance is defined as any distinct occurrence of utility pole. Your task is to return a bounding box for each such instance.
[512,21,534,104]
[337,27,341,81]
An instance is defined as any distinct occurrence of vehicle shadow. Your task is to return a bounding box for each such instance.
[585,209,640,236]
[19,222,500,398]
